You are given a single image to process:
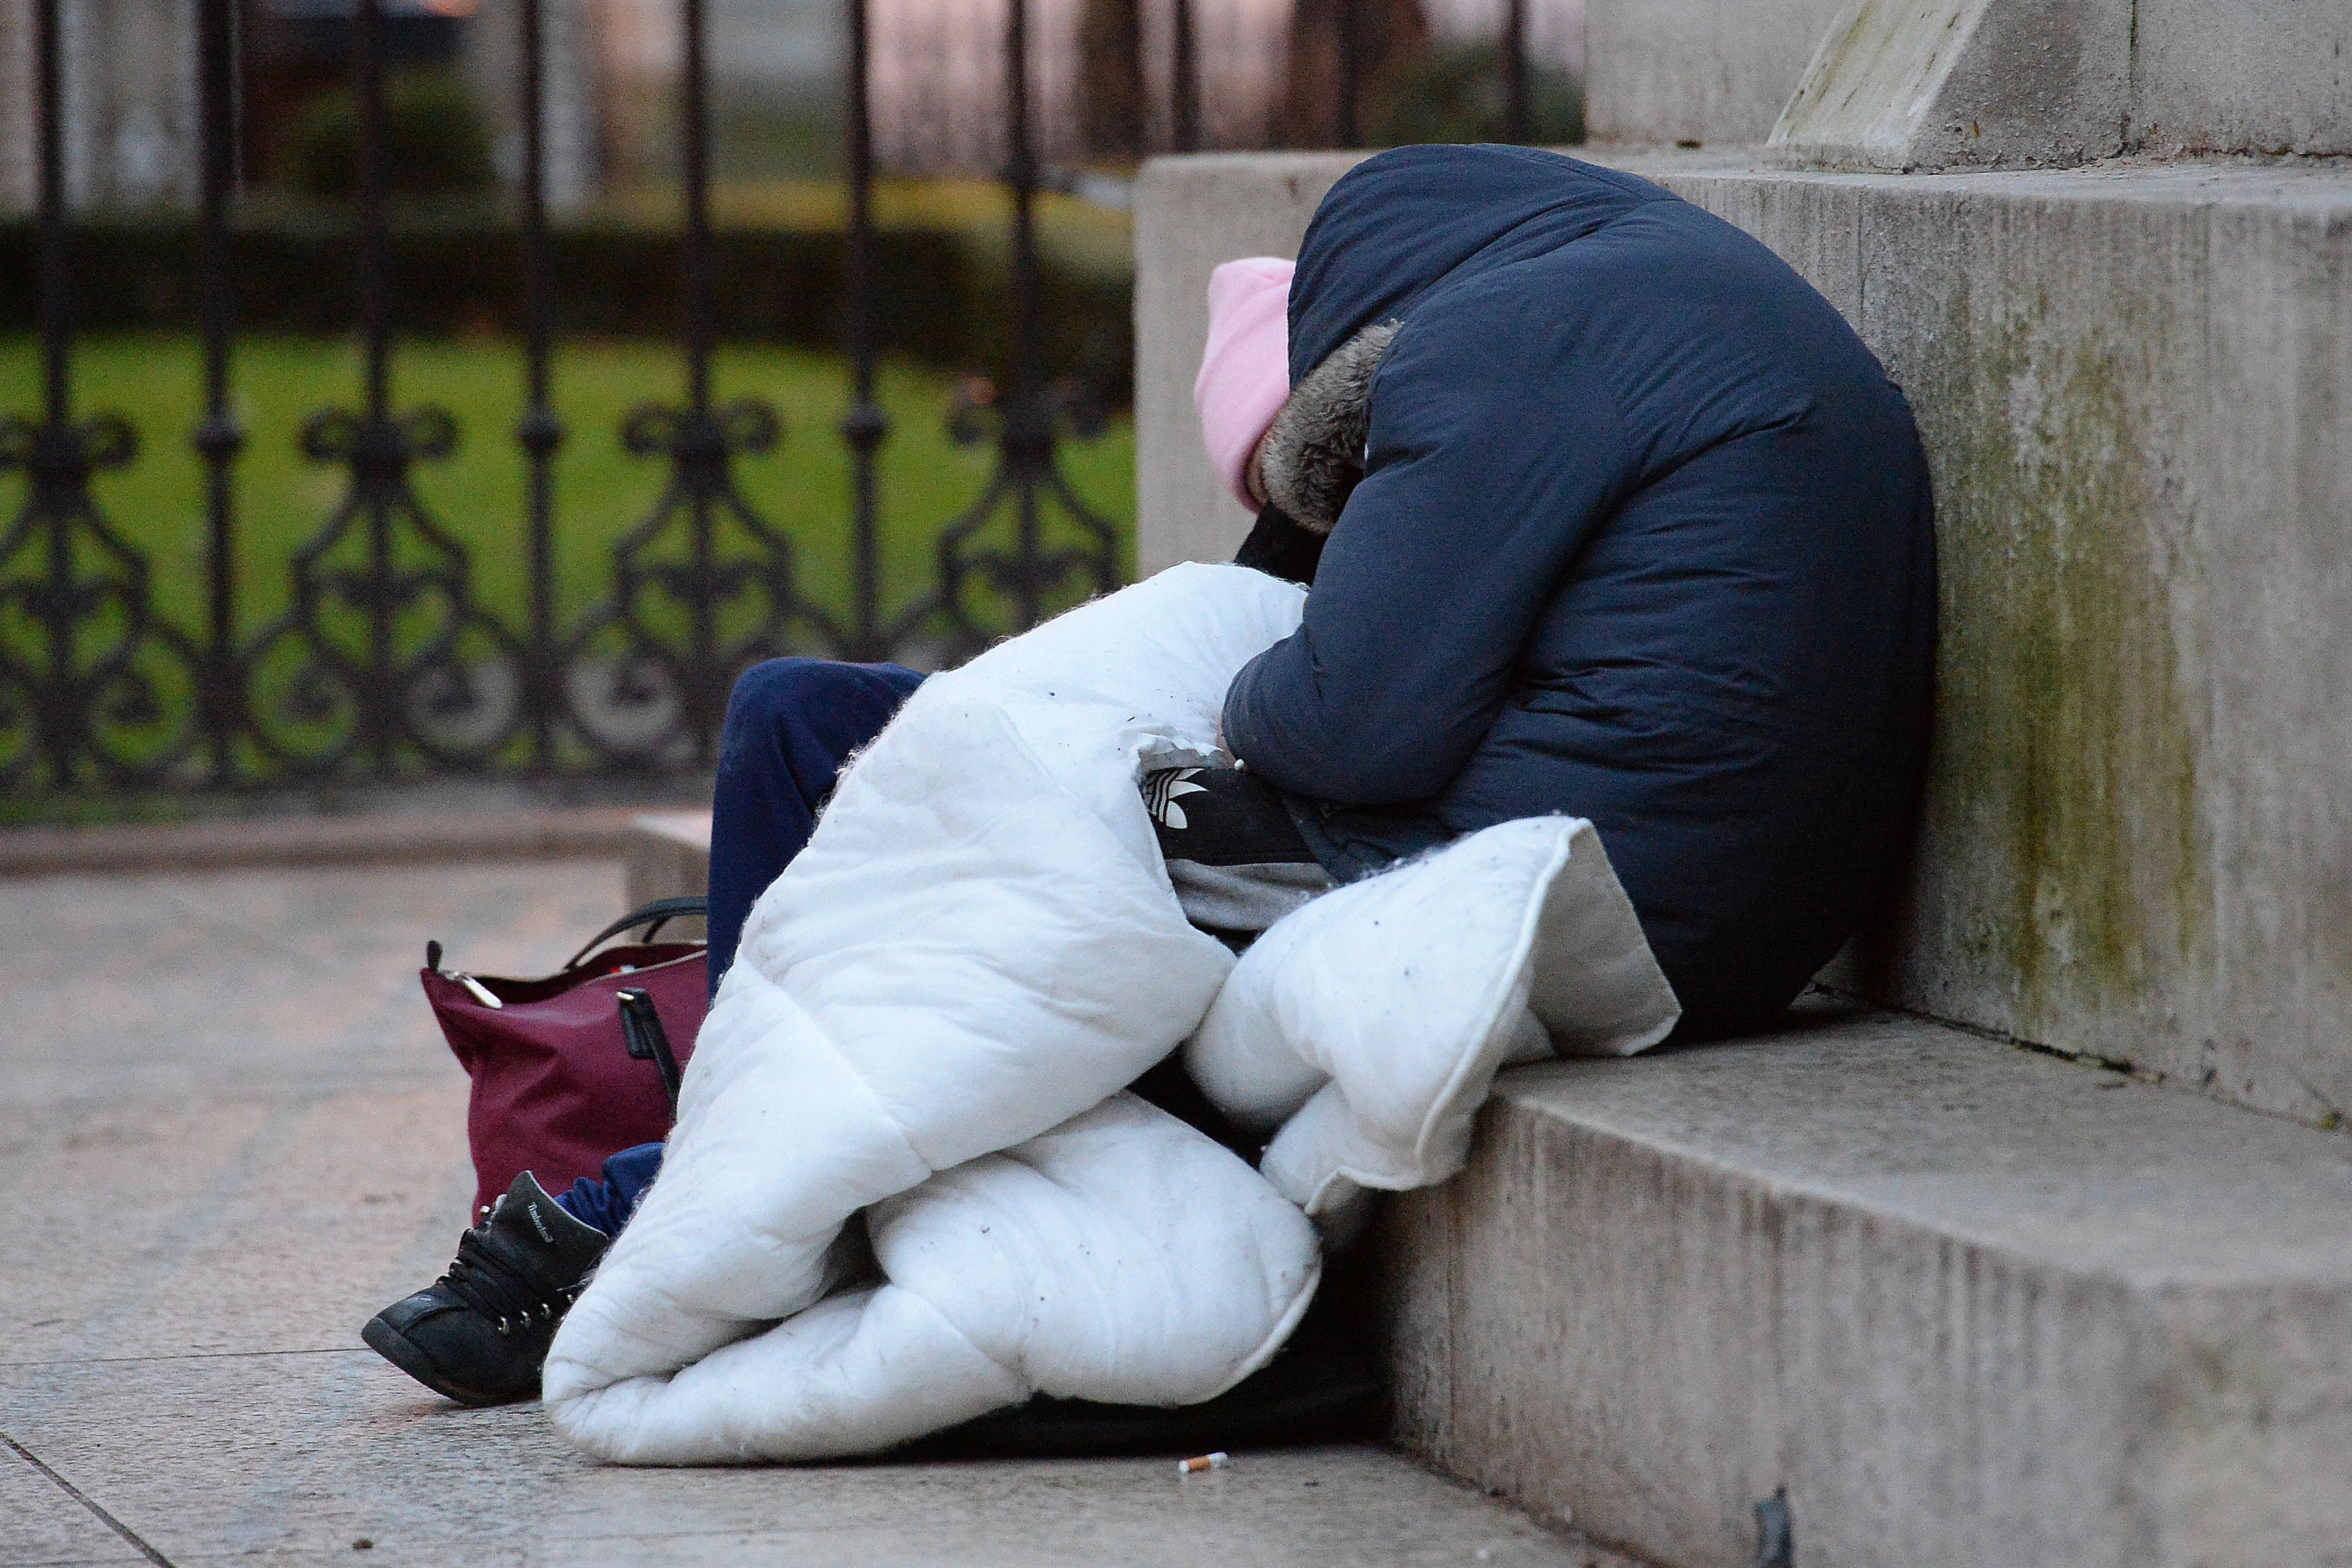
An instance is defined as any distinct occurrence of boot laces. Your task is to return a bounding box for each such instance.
[439,1216,584,1337]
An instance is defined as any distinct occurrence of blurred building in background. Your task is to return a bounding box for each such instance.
[245,0,599,210]
[857,0,1584,173]
[0,0,202,210]
[0,0,599,213]
[458,0,603,206]
[0,0,1585,212]
[591,0,844,185]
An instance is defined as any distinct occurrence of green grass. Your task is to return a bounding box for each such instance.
[0,331,1135,645]
[590,176,1139,279]
[241,175,1141,281]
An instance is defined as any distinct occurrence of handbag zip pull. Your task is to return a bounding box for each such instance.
[427,939,504,1009]
[455,973,503,1009]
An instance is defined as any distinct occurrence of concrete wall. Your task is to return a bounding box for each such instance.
[1131,149,2352,1128]
[1772,0,2352,170]
[1769,0,2136,172]
[1628,155,2352,1129]
[1132,152,1366,577]
[1584,0,1848,147]
[1559,0,2351,171]
[2131,0,2352,158]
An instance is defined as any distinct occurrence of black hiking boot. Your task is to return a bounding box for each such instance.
[361,1171,609,1407]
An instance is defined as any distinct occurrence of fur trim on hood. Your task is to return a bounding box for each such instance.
[1258,321,1397,534]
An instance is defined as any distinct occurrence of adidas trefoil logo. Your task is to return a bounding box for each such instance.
[1144,768,1210,831]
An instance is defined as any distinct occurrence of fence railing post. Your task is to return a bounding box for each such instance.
[891,0,1117,661]
[32,0,73,784]
[34,0,68,436]
[518,0,566,769]
[252,0,509,780]
[841,0,889,661]
[196,0,245,786]
[573,0,826,768]
[1005,0,1046,632]
[3,0,191,792]
[1336,0,1363,148]
[1171,0,1200,152]
[355,0,398,770]
[1505,0,1531,143]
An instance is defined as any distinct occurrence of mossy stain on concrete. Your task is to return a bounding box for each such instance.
[1920,290,2212,1030]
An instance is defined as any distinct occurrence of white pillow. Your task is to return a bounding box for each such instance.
[544,565,1314,1459]
[547,1094,1318,1465]
[1184,816,1679,1242]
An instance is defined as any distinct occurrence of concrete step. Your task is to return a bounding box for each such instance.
[623,808,712,940]
[620,816,2352,1565]
[1376,999,2352,1567]
[1585,151,2352,1135]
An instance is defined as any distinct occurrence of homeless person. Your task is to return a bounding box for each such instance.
[363,145,1935,1432]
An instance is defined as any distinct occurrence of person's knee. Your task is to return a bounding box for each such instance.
[720,658,849,756]
[725,657,839,727]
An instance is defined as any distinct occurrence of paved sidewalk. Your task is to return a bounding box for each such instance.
[1,859,1636,1567]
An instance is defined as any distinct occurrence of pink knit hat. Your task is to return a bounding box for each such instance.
[1194,257,1294,509]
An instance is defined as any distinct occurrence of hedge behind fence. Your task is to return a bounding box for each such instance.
[0,220,1135,404]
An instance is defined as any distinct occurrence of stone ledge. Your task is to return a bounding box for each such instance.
[1137,147,2352,1129]
[0,803,660,878]
[623,810,712,940]
[1377,998,2352,1568]
[1598,149,2352,1129]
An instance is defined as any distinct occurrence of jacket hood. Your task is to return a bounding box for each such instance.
[1286,144,1673,384]
[1258,320,1394,533]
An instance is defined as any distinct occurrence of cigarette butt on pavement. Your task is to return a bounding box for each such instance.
[1177,1452,1230,1475]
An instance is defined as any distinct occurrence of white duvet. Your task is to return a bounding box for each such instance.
[543,565,1678,1464]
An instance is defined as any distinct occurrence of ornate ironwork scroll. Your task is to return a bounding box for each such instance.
[902,374,1118,665]
[0,414,205,789]
[564,0,841,767]
[6,0,1208,806]
[884,0,1120,664]
[243,407,523,774]
[242,0,521,777]
[0,0,202,791]
[565,399,844,765]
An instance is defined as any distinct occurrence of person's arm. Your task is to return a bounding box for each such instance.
[1221,286,1635,805]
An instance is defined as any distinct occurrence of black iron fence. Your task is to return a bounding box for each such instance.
[2,0,1547,800]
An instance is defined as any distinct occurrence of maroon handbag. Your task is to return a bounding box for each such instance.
[422,897,707,1219]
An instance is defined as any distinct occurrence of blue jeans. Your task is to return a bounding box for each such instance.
[555,657,924,1235]
[556,1140,668,1236]
[704,657,928,996]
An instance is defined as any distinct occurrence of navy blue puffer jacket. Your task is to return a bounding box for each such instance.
[1221,146,1936,1038]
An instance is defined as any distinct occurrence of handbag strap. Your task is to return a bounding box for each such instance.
[563,895,709,972]
[617,987,684,1114]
